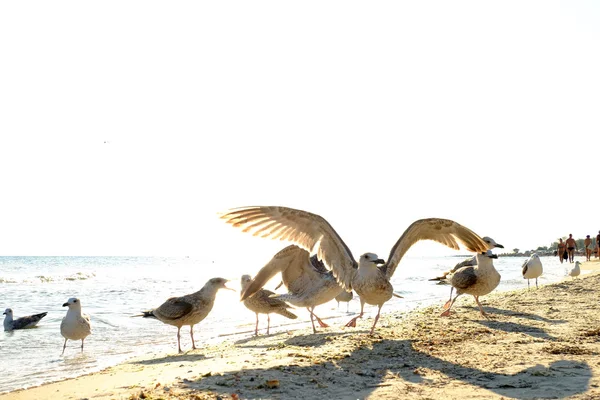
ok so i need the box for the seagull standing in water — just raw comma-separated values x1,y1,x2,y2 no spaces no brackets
140,277,233,353
220,206,488,335
3,308,48,331
439,250,500,318
60,298,92,354
522,253,543,288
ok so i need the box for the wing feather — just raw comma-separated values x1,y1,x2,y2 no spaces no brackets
220,206,357,290
384,218,488,279
241,245,310,300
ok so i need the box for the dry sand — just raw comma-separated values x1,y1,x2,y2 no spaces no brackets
3,264,600,400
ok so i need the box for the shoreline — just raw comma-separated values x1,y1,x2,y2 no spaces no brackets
3,262,600,400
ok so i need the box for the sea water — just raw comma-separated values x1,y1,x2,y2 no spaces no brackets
0,254,586,393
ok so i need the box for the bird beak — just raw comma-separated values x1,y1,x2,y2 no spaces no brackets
488,254,498,259
2,312,5,315
62,302,69,307
375,259,386,265
224,284,236,292
495,244,504,249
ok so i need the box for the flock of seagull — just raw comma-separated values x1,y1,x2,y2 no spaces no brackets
2,205,585,353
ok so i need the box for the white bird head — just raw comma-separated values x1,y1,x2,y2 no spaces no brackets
476,250,498,262
530,253,539,260
3,308,12,317
62,297,82,310
359,253,386,267
240,274,252,289
482,237,504,249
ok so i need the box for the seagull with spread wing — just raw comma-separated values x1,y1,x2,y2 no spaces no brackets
240,245,347,333
220,206,488,335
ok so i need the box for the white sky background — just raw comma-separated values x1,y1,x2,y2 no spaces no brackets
0,1,599,262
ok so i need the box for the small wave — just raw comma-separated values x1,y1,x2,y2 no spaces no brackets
1,272,96,284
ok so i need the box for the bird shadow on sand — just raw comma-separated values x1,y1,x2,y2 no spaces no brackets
461,305,567,324
177,338,592,399
474,319,556,341
234,331,293,347
235,331,364,349
132,352,211,365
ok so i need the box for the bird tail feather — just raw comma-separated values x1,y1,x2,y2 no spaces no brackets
275,308,298,319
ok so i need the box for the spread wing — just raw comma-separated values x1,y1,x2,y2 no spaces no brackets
383,218,488,279
240,245,309,301
155,298,193,321
220,206,357,290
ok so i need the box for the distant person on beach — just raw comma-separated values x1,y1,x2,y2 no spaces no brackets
565,234,577,263
557,238,566,263
584,235,593,261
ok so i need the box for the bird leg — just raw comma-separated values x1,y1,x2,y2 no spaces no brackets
527,279,530,290
474,296,491,319
62,338,68,355
255,313,259,336
81,339,84,352
308,307,317,333
369,305,383,335
177,327,182,353
442,287,454,309
535,278,538,289
440,293,460,317
190,325,196,350
307,307,328,328
267,314,271,335
345,300,365,328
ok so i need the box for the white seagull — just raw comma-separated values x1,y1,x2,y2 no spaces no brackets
220,206,488,335
60,298,92,354
568,261,581,279
3,308,48,331
440,250,500,318
522,253,543,288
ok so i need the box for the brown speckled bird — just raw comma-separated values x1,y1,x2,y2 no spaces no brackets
241,274,297,335
141,277,233,353
220,206,488,335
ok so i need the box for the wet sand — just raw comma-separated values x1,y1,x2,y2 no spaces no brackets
3,264,599,400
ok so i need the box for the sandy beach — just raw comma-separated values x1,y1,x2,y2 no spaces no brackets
3,260,600,400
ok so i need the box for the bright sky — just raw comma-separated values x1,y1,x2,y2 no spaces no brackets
1,1,599,261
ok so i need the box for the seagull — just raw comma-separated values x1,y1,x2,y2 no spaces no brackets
335,290,353,312
522,253,543,288
568,261,581,279
3,308,47,331
60,298,92,354
240,274,298,335
140,277,233,353
439,250,500,318
240,245,346,333
430,236,504,281
220,206,488,335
